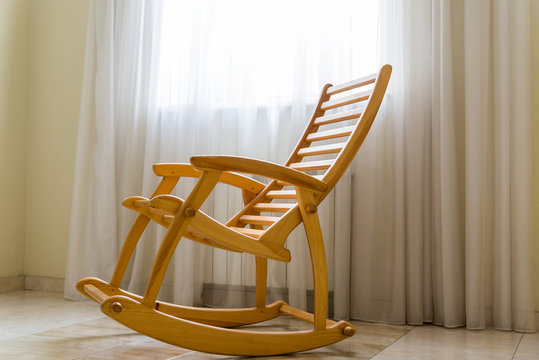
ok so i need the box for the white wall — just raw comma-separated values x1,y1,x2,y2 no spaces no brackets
24,0,89,278
0,0,29,277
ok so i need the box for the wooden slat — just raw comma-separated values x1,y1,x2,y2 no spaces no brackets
252,203,295,212
297,142,345,157
280,304,336,328
289,159,334,171
163,215,174,223
239,215,280,226
228,226,265,238
306,126,355,142
313,107,364,126
320,89,371,110
82,284,108,304
326,72,377,95
191,156,327,192
266,190,297,199
276,174,324,187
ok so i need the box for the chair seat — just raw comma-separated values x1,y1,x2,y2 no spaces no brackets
122,194,290,261
77,65,392,356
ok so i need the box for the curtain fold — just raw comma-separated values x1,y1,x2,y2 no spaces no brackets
350,0,534,331
65,0,535,332
65,0,379,311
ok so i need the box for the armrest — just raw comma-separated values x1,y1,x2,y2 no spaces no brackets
152,163,266,194
190,156,328,193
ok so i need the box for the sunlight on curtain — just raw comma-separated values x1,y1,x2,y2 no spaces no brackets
155,0,378,105
351,0,535,331
65,0,380,318
65,0,535,331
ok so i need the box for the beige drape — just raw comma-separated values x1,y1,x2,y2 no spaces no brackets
65,0,535,332
347,0,535,331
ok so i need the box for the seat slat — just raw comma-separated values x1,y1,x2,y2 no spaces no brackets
276,174,324,187
289,160,333,171
320,89,371,110
313,107,364,126
229,227,265,238
326,73,377,95
297,142,346,157
306,125,355,142
252,203,295,212
239,215,280,226
266,190,297,199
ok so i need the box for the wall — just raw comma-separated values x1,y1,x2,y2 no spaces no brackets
531,0,539,313
0,0,29,277
24,0,89,278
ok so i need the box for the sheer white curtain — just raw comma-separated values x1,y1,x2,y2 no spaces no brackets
64,0,379,314
350,0,535,331
65,0,535,332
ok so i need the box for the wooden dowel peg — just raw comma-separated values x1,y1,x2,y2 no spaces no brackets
111,302,123,314
184,207,196,217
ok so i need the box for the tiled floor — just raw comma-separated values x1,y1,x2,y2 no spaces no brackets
0,291,536,360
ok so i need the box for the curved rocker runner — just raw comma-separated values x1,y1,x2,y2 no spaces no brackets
78,64,392,356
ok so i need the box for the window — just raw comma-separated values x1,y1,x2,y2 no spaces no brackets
155,0,379,107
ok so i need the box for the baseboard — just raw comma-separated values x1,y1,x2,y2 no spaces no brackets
0,276,25,294
24,276,64,293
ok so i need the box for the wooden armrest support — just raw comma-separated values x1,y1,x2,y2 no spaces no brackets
190,156,328,193
152,163,266,194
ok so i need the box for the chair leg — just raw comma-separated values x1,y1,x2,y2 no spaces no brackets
255,256,267,308
143,170,222,306
296,187,328,331
110,176,180,288
110,215,150,288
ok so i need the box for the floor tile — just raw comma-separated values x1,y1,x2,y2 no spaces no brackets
371,325,523,360
73,345,187,360
167,319,412,360
4,290,532,360
513,332,539,360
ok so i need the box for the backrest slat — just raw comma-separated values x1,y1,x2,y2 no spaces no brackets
313,107,364,126
320,89,371,111
326,72,377,95
225,65,392,247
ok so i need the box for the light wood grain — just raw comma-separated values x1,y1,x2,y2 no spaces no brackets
190,210,291,261
101,295,353,356
78,277,284,327
297,187,328,331
228,226,265,238
255,257,268,308
280,304,336,328
153,163,266,194
110,176,179,288
321,89,371,110
297,142,346,157
289,159,334,171
239,214,280,225
143,171,222,306
306,125,355,142
326,72,376,95
313,107,364,126
266,190,297,199
77,65,391,356
252,202,295,212
191,155,327,192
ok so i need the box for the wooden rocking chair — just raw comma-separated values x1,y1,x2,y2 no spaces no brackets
77,64,392,356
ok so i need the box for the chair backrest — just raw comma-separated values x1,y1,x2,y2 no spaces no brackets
285,64,392,200
227,65,392,245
